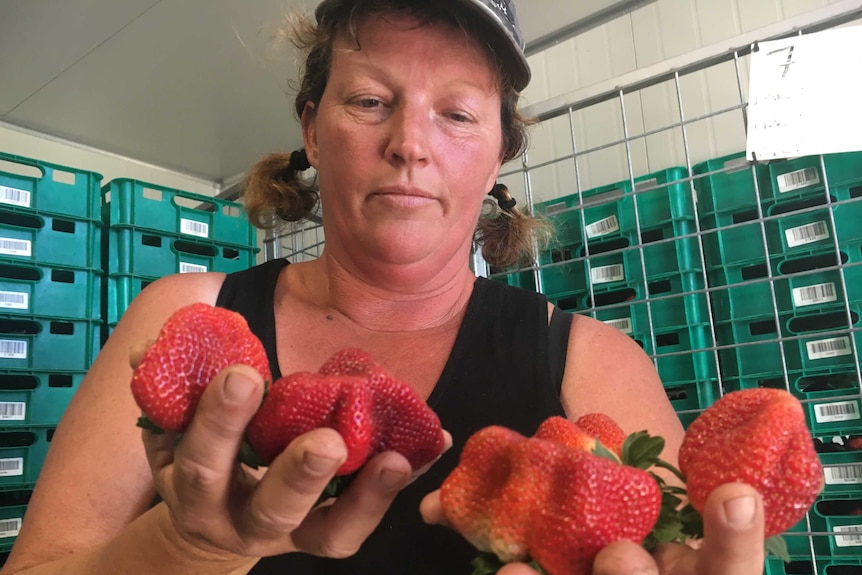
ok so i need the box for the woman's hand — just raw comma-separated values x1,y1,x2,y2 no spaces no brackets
141,364,422,561
421,483,766,575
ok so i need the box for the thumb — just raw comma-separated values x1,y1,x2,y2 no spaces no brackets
696,482,766,575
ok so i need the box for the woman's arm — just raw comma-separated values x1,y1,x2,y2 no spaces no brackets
559,313,685,468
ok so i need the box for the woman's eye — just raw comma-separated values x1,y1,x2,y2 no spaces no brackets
447,112,473,123
357,98,382,108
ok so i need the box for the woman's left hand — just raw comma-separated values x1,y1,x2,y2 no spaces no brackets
420,482,766,575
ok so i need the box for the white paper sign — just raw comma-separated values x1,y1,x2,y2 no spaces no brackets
746,26,862,161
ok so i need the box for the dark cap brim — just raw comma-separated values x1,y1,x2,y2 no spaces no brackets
314,0,531,91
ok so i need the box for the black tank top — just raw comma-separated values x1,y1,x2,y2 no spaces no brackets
216,258,572,574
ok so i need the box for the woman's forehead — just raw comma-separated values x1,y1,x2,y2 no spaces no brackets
330,12,500,83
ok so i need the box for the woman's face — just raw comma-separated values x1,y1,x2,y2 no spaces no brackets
302,12,504,282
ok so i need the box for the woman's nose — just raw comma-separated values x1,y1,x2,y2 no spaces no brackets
384,104,431,166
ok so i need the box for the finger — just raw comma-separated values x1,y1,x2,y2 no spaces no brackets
142,426,178,475
129,338,155,369
241,428,347,545
498,563,543,575
408,429,453,484
419,490,449,527
171,366,265,509
592,540,660,575
292,450,412,558
695,483,765,575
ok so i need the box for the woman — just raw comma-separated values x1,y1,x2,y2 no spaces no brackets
1,1,766,574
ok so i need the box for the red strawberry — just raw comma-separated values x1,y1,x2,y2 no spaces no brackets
130,303,271,432
245,348,445,473
440,425,662,575
575,413,627,457
534,416,598,452
679,388,824,537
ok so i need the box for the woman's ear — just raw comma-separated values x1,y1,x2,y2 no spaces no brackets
301,101,319,167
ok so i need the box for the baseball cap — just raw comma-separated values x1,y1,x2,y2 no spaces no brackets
314,0,531,91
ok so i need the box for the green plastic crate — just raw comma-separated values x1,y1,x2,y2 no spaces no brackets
692,151,772,216
766,555,862,574
663,380,720,413
0,489,30,553
489,269,536,292
104,228,258,277
820,450,862,497
102,179,257,248
0,209,100,270
0,371,84,428
0,317,101,372
810,495,862,557
0,152,102,221
0,427,52,489
766,151,862,204
103,273,159,325
0,262,100,320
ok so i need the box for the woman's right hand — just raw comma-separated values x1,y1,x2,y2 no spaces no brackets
141,365,417,562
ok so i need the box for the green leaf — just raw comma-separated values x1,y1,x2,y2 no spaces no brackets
650,458,688,484
238,440,265,469
591,440,621,463
678,503,705,540
136,416,165,435
472,553,505,575
527,560,550,574
765,535,790,563
621,432,666,470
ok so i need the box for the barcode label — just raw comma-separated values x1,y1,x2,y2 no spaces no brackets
0,458,23,477
179,262,208,274
834,524,862,547
777,167,820,194
0,518,21,539
807,336,852,360
824,464,862,485
0,290,29,310
0,186,31,208
590,264,625,285
814,400,860,423
603,317,633,334
180,218,209,239
793,282,837,307
0,340,27,359
0,238,31,257
586,215,619,239
0,402,26,421
785,221,829,248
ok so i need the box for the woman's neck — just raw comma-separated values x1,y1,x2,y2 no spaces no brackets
290,252,477,335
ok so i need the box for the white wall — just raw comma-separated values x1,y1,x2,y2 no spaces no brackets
500,0,845,207
0,123,218,197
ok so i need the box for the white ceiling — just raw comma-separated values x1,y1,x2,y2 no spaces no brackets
0,0,646,185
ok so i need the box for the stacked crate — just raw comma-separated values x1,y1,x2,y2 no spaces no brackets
693,150,862,567
0,152,104,553
102,179,258,332
532,167,719,422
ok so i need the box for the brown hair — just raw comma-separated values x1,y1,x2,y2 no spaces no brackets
242,0,547,269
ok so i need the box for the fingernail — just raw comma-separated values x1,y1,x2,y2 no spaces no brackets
723,495,756,527
303,451,340,474
224,373,256,405
379,468,410,490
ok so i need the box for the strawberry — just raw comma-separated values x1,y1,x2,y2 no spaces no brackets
130,303,271,432
575,413,627,457
534,415,627,459
245,348,445,473
440,424,662,575
679,388,824,537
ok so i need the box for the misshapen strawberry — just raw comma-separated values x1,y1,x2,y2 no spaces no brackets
535,415,626,458
679,388,824,537
440,425,662,575
131,303,272,432
245,348,445,473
